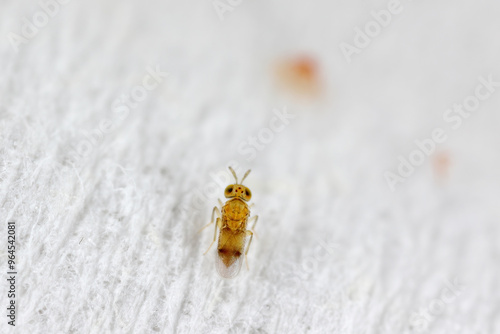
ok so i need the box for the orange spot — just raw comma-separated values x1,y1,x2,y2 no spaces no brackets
274,55,322,98
432,151,451,181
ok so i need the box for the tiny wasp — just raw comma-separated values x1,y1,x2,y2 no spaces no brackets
200,167,258,278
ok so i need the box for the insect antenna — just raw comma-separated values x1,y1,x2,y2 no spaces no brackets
228,166,239,184
240,169,251,184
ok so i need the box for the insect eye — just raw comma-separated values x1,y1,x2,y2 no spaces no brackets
245,190,251,196
226,187,233,193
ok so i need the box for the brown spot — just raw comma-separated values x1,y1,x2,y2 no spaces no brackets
218,248,241,256
218,248,242,267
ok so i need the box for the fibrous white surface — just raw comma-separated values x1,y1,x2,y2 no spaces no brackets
1,0,499,333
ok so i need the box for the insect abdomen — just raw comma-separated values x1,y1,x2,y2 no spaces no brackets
217,229,246,266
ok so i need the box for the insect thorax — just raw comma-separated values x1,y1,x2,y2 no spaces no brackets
222,198,250,227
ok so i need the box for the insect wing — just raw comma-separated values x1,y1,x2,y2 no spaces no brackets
215,250,244,279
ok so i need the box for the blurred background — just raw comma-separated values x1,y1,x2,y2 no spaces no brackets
0,0,499,333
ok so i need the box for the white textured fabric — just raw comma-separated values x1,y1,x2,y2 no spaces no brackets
1,0,499,333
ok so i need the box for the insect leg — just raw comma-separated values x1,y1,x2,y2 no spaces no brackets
198,206,221,234
218,198,224,207
248,215,259,230
204,217,221,255
244,230,254,270
246,215,259,239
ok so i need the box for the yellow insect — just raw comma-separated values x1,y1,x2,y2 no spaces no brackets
201,167,258,278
